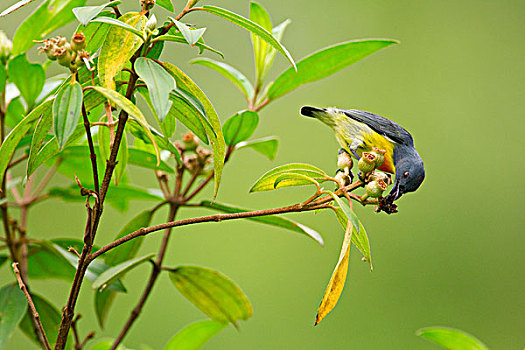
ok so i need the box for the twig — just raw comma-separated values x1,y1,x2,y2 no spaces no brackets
13,263,52,350
7,154,28,169
81,103,99,194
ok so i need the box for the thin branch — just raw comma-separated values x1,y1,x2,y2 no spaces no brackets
81,103,99,194
13,263,52,350
7,154,28,169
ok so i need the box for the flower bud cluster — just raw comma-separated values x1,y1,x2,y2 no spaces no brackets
141,0,155,11
180,132,212,175
0,31,12,64
38,33,94,71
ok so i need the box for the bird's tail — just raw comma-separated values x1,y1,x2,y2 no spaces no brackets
300,106,326,118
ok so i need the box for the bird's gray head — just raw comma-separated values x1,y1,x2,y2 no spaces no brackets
385,146,425,202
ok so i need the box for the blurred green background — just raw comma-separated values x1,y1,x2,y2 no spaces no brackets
1,0,525,349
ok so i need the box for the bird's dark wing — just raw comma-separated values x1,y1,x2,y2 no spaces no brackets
340,109,414,146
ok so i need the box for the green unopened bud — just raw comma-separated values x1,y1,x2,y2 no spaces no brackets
185,0,201,9
182,131,199,150
38,39,57,61
334,171,349,187
56,36,68,47
71,32,86,52
358,152,377,173
369,171,392,185
337,149,353,171
365,179,388,198
0,31,12,63
146,14,157,31
141,0,155,11
53,46,72,67
372,147,386,167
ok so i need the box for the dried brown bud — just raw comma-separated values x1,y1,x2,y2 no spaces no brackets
71,32,86,52
141,0,155,11
358,152,377,173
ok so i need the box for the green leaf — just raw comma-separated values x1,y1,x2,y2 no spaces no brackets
0,99,53,186
76,11,115,53
156,0,174,12
416,327,489,350
163,63,225,198
250,163,327,192
87,85,160,162
98,12,146,90
222,111,258,146
105,210,154,266
170,19,206,46
12,0,87,55
249,1,272,88
73,1,120,26
4,97,25,128
333,208,372,270
7,54,45,109
0,284,27,350
92,254,155,291
315,221,352,326
94,289,116,329
0,65,6,93
260,19,291,85
0,256,7,268
167,89,209,144
268,39,398,101
154,34,223,58
164,320,227,350
169,266,253,326
0,0,36,17
200,6,296,70
190,58,254,101
28,110,53,177
135,57,176,121
235,137,278,160
326,191,359,233
273,172,320,190
200,200,323,245
53,81,83,149
114,131,128,185
129,148,174,173
91,15,144,39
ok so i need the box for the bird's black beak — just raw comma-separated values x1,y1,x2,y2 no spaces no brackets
300,106,325,118
385,183,402,203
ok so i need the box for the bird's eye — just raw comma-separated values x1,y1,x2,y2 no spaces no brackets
403,171,410,178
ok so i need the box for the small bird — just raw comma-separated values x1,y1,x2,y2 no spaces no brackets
300,106,425,204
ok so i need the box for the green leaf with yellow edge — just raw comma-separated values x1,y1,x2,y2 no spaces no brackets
222,111,258,146
162,62,225,198
0,284,27,350
273,172,321,190
416,327,489,350
315,222,352,326
333,208,372,270
199,6,296,71
53,81,83,149
0,99,53,186
135,57,176,121
7,54,45,109
190,58,254,101
91,16,144,40
200,200,324,245
12,0,86,55
98,12,146,90
87,85,160,163
92,254,155,291
235,137,278,160
164,320,227,350
250,163,327,192
169,266,253,326
19,293,73,349
268,39,398,101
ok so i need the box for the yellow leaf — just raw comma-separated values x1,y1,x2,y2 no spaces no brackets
98,12,145,90
315,222,352,325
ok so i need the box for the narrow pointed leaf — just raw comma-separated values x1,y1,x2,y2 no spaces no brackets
222,111,258,146
91,16,144,39
94,289,116,329
168,89,210,144
114,131,128,185
75,11,115,53
92,254,155,290
0,99,53,185
250,163,327,192
87,85,160,162
170,19,206,46
19,294,73,349
164,320,227,350
163,62,225,197
73,1,121,26
326,191,359,232
200,200,323,245
126,118,181,164
0,284,27,349
12,0,86,55
235,137,278,160
0,65,6,93
273,172,320,189
416,327,489,350
249,1,272,87
156,0,174,12
260,19,291,83
135,57,176,121
53,81,83,149
0,0,35,17
154,34,223,58
7,54,45,109
315,222,352,325
27,111,53,177
98,12,146,90
200,5,296,70
334,208,372,270
268,39,398,100
169,266,252,326
190,58,254,101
